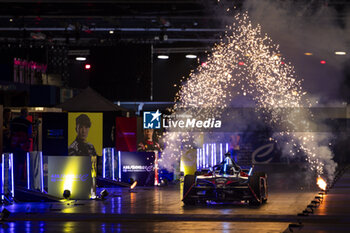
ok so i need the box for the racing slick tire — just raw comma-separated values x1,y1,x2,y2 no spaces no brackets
183,175,196,205
249,172,267,206
258,172,268,204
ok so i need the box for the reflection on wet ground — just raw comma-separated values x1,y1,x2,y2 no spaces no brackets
287,169,350,233
4,185,316,216
0,164,322,232
0,185,317,233
0,221,289,233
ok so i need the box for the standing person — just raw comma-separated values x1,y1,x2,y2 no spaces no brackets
2,108,12,153
68,114,97,156
10,108,32,185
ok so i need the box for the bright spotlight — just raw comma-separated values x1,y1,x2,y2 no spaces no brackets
157,55,169,60
63,190,71,199
0,208,10,221
185,54,197,59
109,30,114,34
100,189,109,200
85,64,91,70
76,57,86,61
335,51,346,55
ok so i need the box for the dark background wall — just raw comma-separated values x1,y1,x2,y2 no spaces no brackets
89,45,152,101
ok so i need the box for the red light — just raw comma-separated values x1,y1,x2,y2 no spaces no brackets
239,171,249,177
85,64,91,70
238,61,244,65
281,61,285,65
201,62,207,67
320,60,326,64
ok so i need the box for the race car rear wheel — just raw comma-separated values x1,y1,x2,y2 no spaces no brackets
249,172,267,206
255,172,268,203
183,175,196,205
258,172,268,203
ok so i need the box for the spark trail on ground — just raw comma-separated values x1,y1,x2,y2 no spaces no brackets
160,12,336,180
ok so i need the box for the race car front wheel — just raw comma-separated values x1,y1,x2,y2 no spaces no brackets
183,175,196,205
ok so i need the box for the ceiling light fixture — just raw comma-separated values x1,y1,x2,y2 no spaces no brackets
185,54,197,59
76,57,86,61
157,55,169,60
335,51,346,55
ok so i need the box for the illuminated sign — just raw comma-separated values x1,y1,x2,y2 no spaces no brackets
143,110,161,129
122,165,153,173
120,152,155,186
48,156,92,199
50,174,89,182
163,118,221,129
47,129,64,138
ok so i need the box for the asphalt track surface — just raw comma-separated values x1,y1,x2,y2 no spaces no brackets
1,164,321,233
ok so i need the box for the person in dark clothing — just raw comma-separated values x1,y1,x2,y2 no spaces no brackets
10,108,32,151
10,108,32,186
68,114,97,156
3,108,12,153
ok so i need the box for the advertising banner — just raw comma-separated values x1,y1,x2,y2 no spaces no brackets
48,156,92,199
68,112,103,156
120,151,155,186
115,117,137,152
42,112,68,156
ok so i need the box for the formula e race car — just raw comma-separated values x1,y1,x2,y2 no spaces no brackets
182,153,268,206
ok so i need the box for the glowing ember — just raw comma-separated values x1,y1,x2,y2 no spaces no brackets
317,176,327,190
130,181,138,190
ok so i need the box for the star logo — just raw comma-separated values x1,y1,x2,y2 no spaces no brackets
150,110,161,123
143,110,161,129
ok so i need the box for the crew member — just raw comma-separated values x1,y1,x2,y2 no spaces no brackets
10,108,32,185
3,108,12,152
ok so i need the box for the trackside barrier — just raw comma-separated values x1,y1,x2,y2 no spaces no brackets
26,151,44,192
102,148,120,181
1,153,14,203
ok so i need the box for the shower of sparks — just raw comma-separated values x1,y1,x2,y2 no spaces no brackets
160,12,335,178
